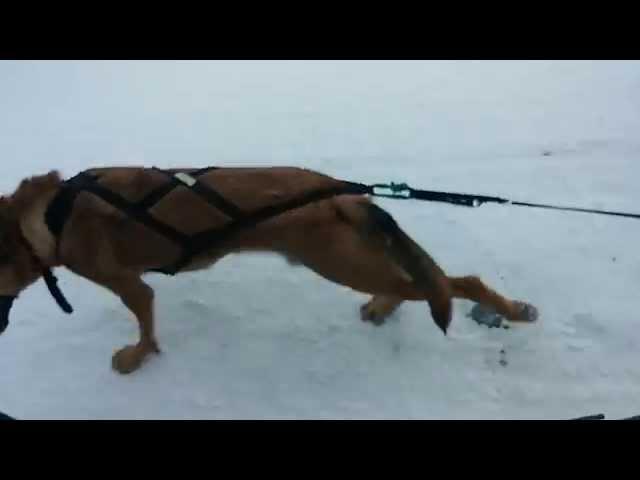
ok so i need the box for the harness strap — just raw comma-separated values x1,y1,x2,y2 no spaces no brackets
45,175,83,239
45,168,369,278
76,176,191,246
42,269,74,314
154,179,369,275
17,228,73,315
151,167,244,220
145,167,245,274
162,181,369,275
191,182,370,252
137,167,220,210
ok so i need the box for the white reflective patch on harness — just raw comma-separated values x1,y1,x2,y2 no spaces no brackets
174,172,197,187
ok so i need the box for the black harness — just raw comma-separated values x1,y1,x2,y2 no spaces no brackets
45,167,372,278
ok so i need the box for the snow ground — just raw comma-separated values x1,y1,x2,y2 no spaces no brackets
1,60,639,419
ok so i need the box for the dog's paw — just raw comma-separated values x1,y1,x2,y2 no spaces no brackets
469,303,504,328
112,345,147,374
470,301,539,328
360,302,386,326
360,296,402,326
511,301,539,323
149,340,161,354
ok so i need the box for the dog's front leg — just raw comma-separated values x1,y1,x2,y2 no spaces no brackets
97,274,160,374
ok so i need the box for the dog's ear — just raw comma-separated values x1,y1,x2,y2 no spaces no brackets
43,170,62,185
11,170,62,214
17,170,62,192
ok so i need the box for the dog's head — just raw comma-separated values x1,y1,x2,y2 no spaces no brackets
0,195,44,334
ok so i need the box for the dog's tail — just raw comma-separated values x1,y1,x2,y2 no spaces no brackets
336,196,453,334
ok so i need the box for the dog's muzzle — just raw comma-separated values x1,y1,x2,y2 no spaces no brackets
0,296,15,334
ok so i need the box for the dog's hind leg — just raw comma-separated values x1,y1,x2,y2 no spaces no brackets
289,198,453,333
342,199,454,333
352,202,537,327
450,276,538,323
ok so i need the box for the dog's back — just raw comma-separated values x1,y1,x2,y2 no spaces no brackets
60,166,355,272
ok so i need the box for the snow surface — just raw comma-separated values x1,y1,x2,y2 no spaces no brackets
1,60,640,419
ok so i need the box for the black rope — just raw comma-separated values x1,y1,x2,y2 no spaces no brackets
510,201,640,220
369,182,640,220
571,414,606,420
0,410,636,420
571,413,640,420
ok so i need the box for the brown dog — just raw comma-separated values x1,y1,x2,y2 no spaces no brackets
0,166,537,374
